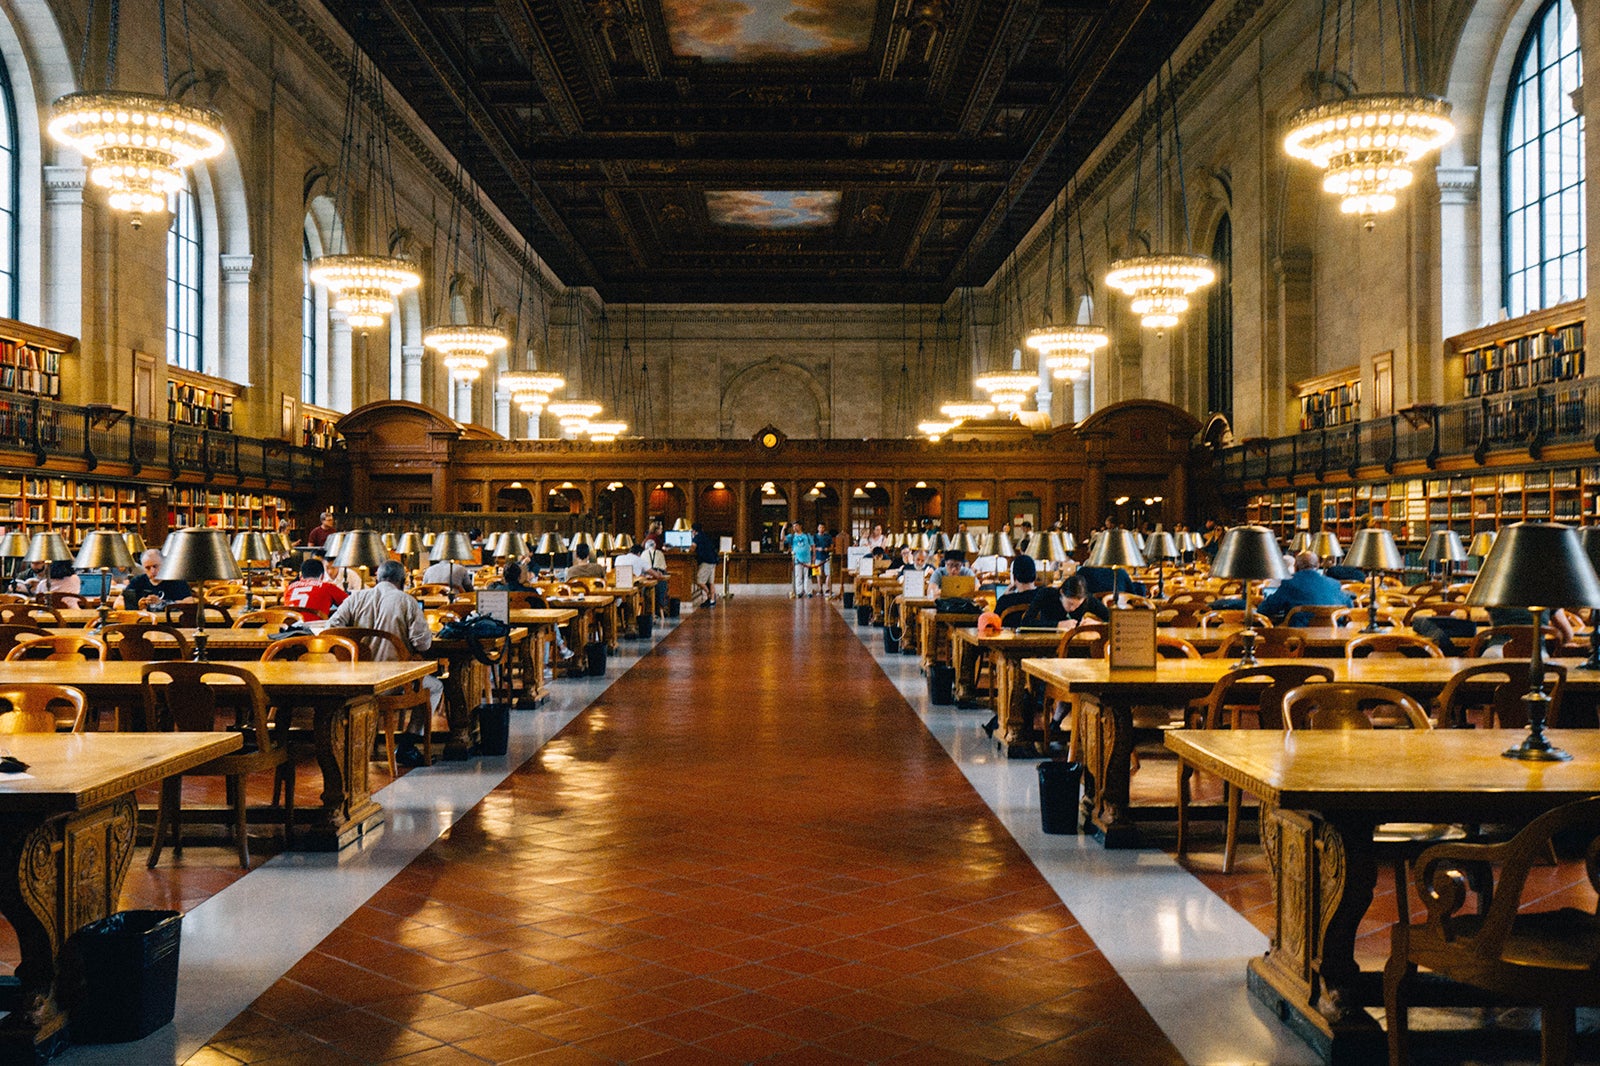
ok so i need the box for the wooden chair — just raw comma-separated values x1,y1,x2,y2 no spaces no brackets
5,634,108,662
0,684,87,733
1155,602,1209,628
1345,634,1444,662
0,606,59,626
83,609,149,628
140,662,293,869
1436,661,1568,729
997,604,1029,629
0,623,52,659
1385,796,1600,1066
1406,581,1445,598
323,626,435,776
101,623,192,662
258,634,359,663
42,592,81,610
1054,624,1108,659
0,593,29,606
1163,592,1210,608
164,603,233,628
1281,682,1433,731
1467,625,1563,659
1214,580,1244,596
1176,664,1336,872
1214,629,1305,659
1281,604,1354,628
1156,635,1201,659
1401,601,1474,626
411,583,454,599
233,608,306,630
1198,610,1259,628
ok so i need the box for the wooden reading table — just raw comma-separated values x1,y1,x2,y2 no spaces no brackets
0,732,242,1060
950,629,1064,746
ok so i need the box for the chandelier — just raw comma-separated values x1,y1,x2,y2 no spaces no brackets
917,419,957,440
501,370,565,414
1284,95,1454,225
549,400,602,430
309,255,420,329
1105,255,1217,330
1027,325,1108,378
974,371,1038,414
940,400,995,420
585,421,628,443
423,325,508,383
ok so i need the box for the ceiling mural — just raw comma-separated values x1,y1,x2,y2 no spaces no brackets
319,0,1219,303
705,190,841,229
661,0,875,61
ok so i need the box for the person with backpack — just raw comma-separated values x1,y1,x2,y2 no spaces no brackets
784,522,815,598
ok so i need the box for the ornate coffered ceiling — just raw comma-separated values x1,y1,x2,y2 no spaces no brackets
318,0,1216,303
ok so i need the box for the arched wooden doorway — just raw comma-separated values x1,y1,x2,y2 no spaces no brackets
596,483,636,534
648,483,686,529
494,484,534,512
752,482,789,551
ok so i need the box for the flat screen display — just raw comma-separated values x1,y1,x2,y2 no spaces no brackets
664,530,694,548
956,499,990,521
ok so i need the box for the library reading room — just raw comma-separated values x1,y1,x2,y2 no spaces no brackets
0,0,1595,1063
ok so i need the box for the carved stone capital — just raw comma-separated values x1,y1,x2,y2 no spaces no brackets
43,166,86,204
220,254,255,280
1435,165,1479,206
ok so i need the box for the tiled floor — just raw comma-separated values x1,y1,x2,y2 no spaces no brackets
182,595,1183,1065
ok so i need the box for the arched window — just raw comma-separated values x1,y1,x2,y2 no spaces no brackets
166,181,202,372
0,49,18,319
1502,0,1584,317
302,231,317,403
1206,215,1233,423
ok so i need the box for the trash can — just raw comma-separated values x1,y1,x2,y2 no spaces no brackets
636,610,653,639
585,639,608,676
882,624,900,654
68,910,182,1044
667,598,681,618
855,604,873,626
927,663,955,705
842,591,854,610
475,704,511,757
1038,761,1083,834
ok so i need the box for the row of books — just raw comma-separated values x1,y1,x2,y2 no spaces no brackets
0,400,60,447
0,342,62,398
1462,323,1585,397
167,381,235,431
1299,381,1361,430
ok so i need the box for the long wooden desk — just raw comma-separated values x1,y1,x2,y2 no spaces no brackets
917,607,980,672
3,660,434,851
951,629,1064,745
1165,728,1600,1064
1021,656,1600,848
0,732,242,1060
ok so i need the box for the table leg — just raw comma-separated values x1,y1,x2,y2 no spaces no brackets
996,656,1042,757
0,795,137,1061
299,696,385,849
951,640,971,702
1076,694,1140,847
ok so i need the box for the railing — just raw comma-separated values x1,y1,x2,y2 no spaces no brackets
0,395,330,484
340,512,576,536
1214,378,1600,488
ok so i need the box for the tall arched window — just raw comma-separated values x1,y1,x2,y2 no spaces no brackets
0,49,18,320
1503,0,1585,317
166,181,202,372
1206,215,1233,423
302,231,318,403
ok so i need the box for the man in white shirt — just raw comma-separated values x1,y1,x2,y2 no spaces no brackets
421,557,473,592
636,537,670,617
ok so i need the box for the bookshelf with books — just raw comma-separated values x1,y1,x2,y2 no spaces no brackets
1455,299,1585,400
1295,367,1361,431
300,404,342,450
166,366,242,432
166,487,285,532
0,474,147,540
0,318,72,453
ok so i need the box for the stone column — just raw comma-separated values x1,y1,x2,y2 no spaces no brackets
219,255,253,385
1435,166,1480,347
42,166,85,338
735,481,749,551
330,317,353,413
401,345,424,403
788,481,800,528
494,387,511,439
455,379,474,425
1273,250,1315,436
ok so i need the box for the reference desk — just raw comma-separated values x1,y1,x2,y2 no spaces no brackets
1021,656,1600,848
0,732,241,1060
1165,728,1600,1064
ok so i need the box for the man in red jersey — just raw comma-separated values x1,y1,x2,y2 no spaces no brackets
283,557,348,620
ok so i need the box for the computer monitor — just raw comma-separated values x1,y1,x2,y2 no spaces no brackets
664,530,693,549
956,499,990,521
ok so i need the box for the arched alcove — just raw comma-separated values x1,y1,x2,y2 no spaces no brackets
719,359,829,439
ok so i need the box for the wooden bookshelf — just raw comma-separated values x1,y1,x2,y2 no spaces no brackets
1456,300,1585,400
1295,367,1361,431
166,486,286,532
0,474,147,539
0,318,73,453
166,366,240,432
300,403,342,449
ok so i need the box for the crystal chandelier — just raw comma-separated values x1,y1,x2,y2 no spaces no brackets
310,255,421,329
549,400,602,430
1027,325,1108,378
501,370,565,414
423,325,508,383
940,400,995,420
917,419,957,440
585,420,628,443
1284,95,1454,224
974,371,1038,414
1105,255,1216,330
49,0,226,225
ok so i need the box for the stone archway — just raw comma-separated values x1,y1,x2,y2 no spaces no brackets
719,358,830,439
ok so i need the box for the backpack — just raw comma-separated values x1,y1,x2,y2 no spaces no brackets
437,612,513,664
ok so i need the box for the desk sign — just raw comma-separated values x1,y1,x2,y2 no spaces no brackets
719,536,734,554
902,570,925,598
477,590,509,623
858,557,875,578
614,563,634,589
1108,608,1158,669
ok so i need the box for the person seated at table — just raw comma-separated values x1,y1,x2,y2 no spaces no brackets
489,562,575,660
283,557,348,621
34,560,80,607
420,553,473,593
1256,551,1353,625
564,542,607,581
1210,553,1293,612
892,546,916,573
995,555,1040,617
1020,574,1111,629
929,550,975,593
1077,564,1146,599
327,560,442,767
122,549,195,610
10,558,46,595
636,537,671,618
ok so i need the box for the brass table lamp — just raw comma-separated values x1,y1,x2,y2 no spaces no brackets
1210,526,1288,666
1143,531,1179,599
0,531,30,584
74,530,134,628
334,529,390,587
1344,528,1404,633
1421,529,1467,583
159,528,241,661
1085,529,1146,609
231,531,272,608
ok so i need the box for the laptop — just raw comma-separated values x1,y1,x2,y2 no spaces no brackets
937,575,977,600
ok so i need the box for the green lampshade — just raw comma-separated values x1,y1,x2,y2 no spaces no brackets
1344,527,1404,572
1210,525,1285,581
1468,522,1600,609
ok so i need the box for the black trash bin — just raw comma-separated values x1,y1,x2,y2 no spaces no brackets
475,703,511,757
842,591,854,610
667,598,681,618
855,604,873,626
927,663,955,705
68,910,182,1044
636,610,653,639
585,639,608,676
882,624,900,654
1038,761,1083,834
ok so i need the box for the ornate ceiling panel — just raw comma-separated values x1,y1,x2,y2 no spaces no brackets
319,0,1217,303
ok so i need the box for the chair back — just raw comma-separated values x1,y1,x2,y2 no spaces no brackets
997,604,1029,629
1192,664,1337,730
140,661,275,745
5,634,108,662
1402,602,1474,626
1345,633,1444,662
165,603,233,628
233,608,306,630
0,623,52,658
43,592,81,610
1156,603,1209,627
1281,682,1432,730
86,610,148,628
1156,635,1201,659
0,605,59,626
412,583,453,598
1216,629,1305,659
505,591,550,610
1163,592,1209,607
1466,625,1562,658
1214,580,1244,596
101,623,191,662
1198,609,1257,629
322,626,411,662
0,684,87,732
0,593,29,606
259,634,360,663
1435,661,1568,729
1282,605,1354,628
1054,624,1108,659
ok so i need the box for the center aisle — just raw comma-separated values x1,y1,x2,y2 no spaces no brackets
198,595,1183,1065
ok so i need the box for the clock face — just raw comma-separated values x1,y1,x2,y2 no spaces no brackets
761,432,779,448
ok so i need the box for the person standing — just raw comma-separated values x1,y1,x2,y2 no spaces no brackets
814,523,834,597
692,522,720,607
306,511,335,549
784,522,815,598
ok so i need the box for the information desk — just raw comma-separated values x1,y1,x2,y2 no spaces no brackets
1021,656,1600,848
1164,728,1600,1064
0,732,242,1060
0,660,434,852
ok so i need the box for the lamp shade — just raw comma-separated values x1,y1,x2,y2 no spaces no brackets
1210,525,1287,581
1289,532,1312,553
1144,532,1180,561
1310,531,1344,560
1468,531,1498,557
484,532,507,558
429,531,477,564
1181,531,1204,552
1086,529,1147,568
1420,529,1467,565
672,518,691,531
1026,533,1060,563
162,531,179,554
23,531,73,564
395,532,423,557
123,531,147,557
991,532,1015,558
593,532,615,553
1467,522,1600,609
1579,527,1600,577
381,532,397,550
334,529,391,573
157,528,241,583
74,530,134,571
1344,527,1405,571
321,530,347,560
1058,531,1077,554
0,532,30,558
422,532,436,547
568,531,593,552
499,531,530,559
614,533,634,550
533,532,566,554
231,531,272,566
